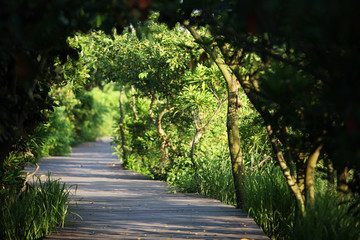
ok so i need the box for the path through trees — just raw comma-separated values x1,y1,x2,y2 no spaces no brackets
27,138,268,239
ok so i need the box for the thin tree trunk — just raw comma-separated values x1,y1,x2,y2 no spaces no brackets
149,94,171,164
226,74,244,207
18,163,39,197
190,96,227,191
216,42,308,214
119,85,128,166
338,166,349,194
130,85,138,120
297,160,306,202
305,144,323,205
266,125,306,215
230,64,306,214
190,129,201,189
184,21,245,207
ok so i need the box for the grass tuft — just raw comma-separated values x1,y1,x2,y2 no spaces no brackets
0,174,72,240
241,165,295,239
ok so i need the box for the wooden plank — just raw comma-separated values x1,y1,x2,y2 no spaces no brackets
27,137,268,240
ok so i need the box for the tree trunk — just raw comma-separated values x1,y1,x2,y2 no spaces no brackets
130,85,139,121
190,129,202,190
297,160,306,202
226,74,244,207
266,125,306,215
338,166,349,194
190,96,227,192
119,85,128,166
305,144,323,205
183,21,245,208
149,94,171,164
216,42,307,214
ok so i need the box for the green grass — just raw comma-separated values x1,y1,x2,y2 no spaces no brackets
241,165,360,240
241,165,296,239
0,174,72,240
166,153,236,206
196,155,236,205
292,192,360,240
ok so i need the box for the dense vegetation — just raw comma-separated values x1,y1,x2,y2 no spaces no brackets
1,1,359,239
0,60,120,239
1,174,71,239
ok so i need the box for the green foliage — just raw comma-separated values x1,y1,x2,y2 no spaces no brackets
27,9,358,238
0,175,71,240
72,91,101,144
242,165,296,240
0,3,355,239
40,106,74,156
35,82,119,157
91,85,120,137
195,155,236,205
242,165,360,240
0,0,146,171
156,0,360,197
0,154,30,198
292,193,360,240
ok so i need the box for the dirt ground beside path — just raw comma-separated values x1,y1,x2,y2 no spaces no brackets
28,137,268,240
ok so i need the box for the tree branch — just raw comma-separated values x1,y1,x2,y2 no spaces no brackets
18,163,39,197
200,96,228,132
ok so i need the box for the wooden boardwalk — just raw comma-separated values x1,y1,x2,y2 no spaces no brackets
29,138,268,240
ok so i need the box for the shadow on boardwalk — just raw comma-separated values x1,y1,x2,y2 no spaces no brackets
29,137,268,240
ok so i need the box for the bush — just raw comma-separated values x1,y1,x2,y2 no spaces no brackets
91,85,120,137
169,153,237,205
35,83,119,157
40,106,74,157
73,84,119,144
0,175,71,240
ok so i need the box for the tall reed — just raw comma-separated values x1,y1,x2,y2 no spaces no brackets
241,165,296,239
292,191,360,240
0,175,71,240
242,164,360,240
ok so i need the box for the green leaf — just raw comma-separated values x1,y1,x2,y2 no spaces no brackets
138,71,148,79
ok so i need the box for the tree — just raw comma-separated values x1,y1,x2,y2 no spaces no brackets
68,19,193,175
182,22,246,207
172,64,228,191
113,22,191,166
154,0,360,213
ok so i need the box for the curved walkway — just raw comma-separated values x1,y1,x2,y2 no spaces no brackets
30,137,268,240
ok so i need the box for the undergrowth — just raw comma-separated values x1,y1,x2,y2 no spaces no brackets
241,165,296,239
292,192,360,240
0,174,72,240
242,165,360,240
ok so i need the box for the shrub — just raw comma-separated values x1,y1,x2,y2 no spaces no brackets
35,83,119,157
0,175,71,240
40,106,74,156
